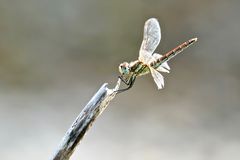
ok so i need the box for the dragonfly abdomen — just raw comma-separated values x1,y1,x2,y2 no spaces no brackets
150,38,197,68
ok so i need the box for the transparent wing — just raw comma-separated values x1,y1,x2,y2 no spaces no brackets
149,67,164,89
139,18,161,63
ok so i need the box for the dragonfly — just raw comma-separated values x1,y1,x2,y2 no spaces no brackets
117,18,197,93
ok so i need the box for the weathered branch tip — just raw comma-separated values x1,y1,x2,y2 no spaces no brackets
51,79,121,160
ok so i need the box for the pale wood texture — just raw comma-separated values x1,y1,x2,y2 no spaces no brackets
51,80,121,160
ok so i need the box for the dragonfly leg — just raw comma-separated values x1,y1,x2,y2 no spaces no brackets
116,75,136,94
118,75,130,85
117,66,147,94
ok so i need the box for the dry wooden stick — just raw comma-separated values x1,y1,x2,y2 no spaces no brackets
51,79,121,160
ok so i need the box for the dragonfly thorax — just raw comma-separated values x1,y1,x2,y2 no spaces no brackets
119,60,149,77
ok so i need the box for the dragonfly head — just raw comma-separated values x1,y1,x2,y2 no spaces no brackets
119,62,130,75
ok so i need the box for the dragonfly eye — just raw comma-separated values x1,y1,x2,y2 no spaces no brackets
119,62,130,75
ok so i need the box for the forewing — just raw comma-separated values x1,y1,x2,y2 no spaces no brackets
139,18,161,58
149,67,164,89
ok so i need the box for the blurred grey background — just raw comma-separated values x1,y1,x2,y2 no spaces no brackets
0,0,240,160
